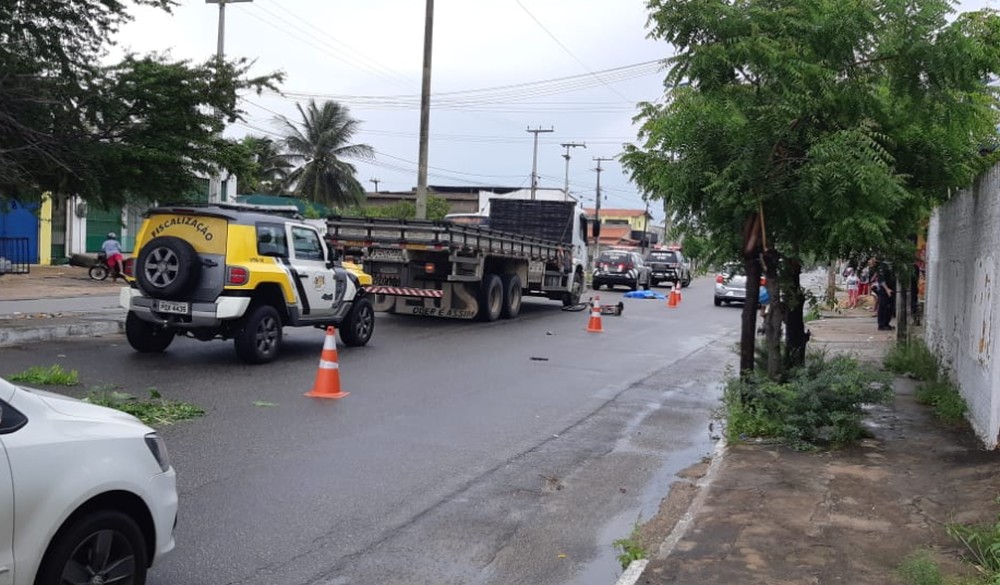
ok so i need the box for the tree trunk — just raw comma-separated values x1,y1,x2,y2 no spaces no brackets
784,258,807,369
825,261,837,307
741,255,762,378
763,248,781,380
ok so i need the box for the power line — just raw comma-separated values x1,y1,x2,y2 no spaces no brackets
515,0,635,105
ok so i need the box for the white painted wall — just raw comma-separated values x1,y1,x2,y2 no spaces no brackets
925,163,1000,449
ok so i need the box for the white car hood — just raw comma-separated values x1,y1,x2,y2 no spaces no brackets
19,386,148,428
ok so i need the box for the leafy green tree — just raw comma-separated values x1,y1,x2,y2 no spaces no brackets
623,0,1000,378
277,99,374,208
342,195,450,221
238,136,293,195
0,1,281,206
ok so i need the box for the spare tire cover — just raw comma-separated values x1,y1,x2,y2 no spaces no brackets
136,236,200,300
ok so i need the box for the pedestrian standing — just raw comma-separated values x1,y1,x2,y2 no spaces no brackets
875,261,895,331
845,268,859,308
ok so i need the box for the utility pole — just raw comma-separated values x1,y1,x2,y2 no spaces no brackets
642,198,650,254
369,178,381,193
415,0,434,219
560,142,586,201
527,126,554,200
593,156,614,260
205,0,251,204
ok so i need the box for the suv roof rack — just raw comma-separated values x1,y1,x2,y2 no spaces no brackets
161,202,305,219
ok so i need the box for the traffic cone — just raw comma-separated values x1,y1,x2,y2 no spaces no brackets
667,283,679,308
587,295,604,333
305,326,350,399
676,281,682,304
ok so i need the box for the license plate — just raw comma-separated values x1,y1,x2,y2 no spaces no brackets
156,300,190,315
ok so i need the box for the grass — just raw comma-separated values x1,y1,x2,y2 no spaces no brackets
612,519,648,570
900,501,1000,585
883,340,968,425
8,364,79,386
884,341,940,382
85,387,204,426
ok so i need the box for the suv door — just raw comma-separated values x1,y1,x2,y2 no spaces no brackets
287,225,337,319
0,402,18,585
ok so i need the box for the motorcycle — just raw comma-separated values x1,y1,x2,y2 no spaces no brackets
88,252,123,281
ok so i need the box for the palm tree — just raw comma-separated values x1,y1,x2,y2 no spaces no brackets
240,136,293,195
276,99,374,207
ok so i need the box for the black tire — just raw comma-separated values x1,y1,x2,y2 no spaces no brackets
500,274,523,319
126,311,175,353
714,297,722,307
135,236,199,300
89,264,109,281
34,509,148,585
234,304,283,364
340,297,375,346
477,273,503,322
682,274,691,288
562,271,584,307
630,276,638,291
642,273,651,291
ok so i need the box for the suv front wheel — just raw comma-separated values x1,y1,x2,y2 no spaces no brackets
235,304,283,364
340,298,375,347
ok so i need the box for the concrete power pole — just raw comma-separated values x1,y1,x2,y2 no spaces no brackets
527,127,554,200
205,0,251,204
593,156,614,260
369,178,381,193
415,0,434,219
560,142,586,201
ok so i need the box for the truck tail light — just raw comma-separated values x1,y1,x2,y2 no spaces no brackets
123,257,135,278
227,266,249,285
424,263,436,274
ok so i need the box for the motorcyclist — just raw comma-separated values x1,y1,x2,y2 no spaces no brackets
101,232,124,279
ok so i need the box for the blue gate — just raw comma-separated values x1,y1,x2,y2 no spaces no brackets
0,200,40,264
0,237,30,274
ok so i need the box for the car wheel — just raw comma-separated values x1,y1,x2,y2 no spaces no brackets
235,304,283,364
135,236,199,300
501,273,523,318
125,311,175,353
477,273,503,322
714,297,722,307
642,273,651,290
35,509,148,585
563,271,584,307
340,297,375,346
682,274,691,288
88,264,109,281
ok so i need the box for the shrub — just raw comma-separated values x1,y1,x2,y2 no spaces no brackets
723,353,893,449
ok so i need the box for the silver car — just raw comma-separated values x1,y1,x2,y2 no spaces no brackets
714,263,747,306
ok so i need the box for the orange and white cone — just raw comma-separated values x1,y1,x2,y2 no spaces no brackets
676,281,682,304
587,295,604,333
667,282,679,308
305,326,350,399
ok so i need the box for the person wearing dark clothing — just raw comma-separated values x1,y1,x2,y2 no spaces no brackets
874,261,895,330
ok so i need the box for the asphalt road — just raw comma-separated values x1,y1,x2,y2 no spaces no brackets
0,278,741,585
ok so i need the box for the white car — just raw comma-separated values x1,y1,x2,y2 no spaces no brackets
0,376,177,585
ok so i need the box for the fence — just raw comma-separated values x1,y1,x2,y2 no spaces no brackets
0,237,30,275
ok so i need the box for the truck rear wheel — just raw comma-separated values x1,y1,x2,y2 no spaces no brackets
477,273,503,322
234,304,283,364
500,274,522,319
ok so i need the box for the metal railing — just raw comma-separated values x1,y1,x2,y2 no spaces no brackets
0,237,30,275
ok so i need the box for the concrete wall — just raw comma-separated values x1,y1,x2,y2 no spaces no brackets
925,164,1000,449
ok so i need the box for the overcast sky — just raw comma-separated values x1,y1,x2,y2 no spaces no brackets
112,0,998,222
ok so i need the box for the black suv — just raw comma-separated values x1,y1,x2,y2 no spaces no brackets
592,249,651,291
645,249,692,288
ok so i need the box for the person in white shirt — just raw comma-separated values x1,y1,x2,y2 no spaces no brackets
101,232,124,278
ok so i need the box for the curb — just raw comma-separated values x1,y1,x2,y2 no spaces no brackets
0,319,124,348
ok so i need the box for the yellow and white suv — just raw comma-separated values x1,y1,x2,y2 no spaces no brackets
120,203,374,364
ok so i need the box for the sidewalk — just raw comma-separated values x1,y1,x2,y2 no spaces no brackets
0,265,125,347
633,304,1000,585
